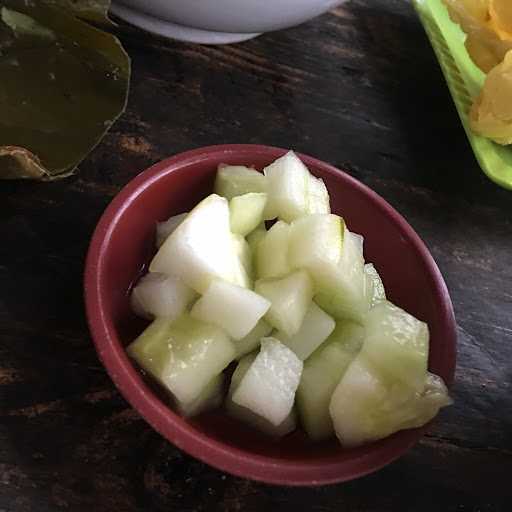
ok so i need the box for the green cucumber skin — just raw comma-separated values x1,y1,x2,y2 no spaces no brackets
127,314,235,404
297,322,364,441
361,300,429,392
214,165,267,200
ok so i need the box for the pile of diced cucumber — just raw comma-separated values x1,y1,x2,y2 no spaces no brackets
127,151,452,447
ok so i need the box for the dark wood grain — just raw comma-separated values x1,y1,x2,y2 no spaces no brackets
1,0,511,510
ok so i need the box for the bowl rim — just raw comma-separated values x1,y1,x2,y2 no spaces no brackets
84,144,457,486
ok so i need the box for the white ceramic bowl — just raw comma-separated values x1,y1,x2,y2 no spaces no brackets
111,0,346,44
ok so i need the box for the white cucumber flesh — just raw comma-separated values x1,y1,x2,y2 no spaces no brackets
156,212,188,248
288,214,343,284
234,319,273,360
131,272,196,320
263,151,310,222
276,302,335,361
246,223,267,253
232,337,303,426
175,373,224,417
307,175,330,214
232,234,252,275
226,353,297,437
256,220,292,279
190,280,270,340
314,228,369,324
230,192,267,236
150,194,241,293
255,270,313,337
364,263,386,307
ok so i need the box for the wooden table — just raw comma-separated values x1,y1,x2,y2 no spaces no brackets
1,1,511,509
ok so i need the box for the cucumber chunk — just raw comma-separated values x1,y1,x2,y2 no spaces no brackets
255,270,314,337
329,357,451,447
263,151,310,222
214,164,266,200
246,223,267,253
131,272,196,320
150,194,242,293
276,302,335,360
190,280,271,340
360,300,429,391
234,319,273,360
156,212,188,248
229,193,267,236
127,315,235,404
308,175,330,214
232,234,252,274
175,373,224,418
226,353,297,437
263,151,331,221
288,214,343,285
314,227,369,324
297,321,364,440
364,263,386,307
256,220,292,279
232,337,303,426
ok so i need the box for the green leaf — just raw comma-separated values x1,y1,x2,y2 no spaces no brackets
44,0,112,25
0,1,130,180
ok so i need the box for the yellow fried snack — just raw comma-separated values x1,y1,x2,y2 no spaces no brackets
443,0,512,72
456,0,490,22
489,0,512,40
470,50,512,144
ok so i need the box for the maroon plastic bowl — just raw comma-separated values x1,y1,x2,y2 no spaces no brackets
84,144,456,486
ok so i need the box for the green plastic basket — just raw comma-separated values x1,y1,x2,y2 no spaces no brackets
413,0,512,190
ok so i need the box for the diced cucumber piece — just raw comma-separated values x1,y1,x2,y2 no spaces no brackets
402,372,452,429
263,151,310,222
150,194,242,293
156,212,188,248
256,221,292,279
214,164,267,200
330,357,393,447
364,263,386,307
231,253,252,290
288,214,343,285
175,373,224,418
232,234,252,282
232,337,303,426
229,193,267,236
191,280,271,340
351,232,364,254
329,357,451,447
246,223,267,253
327,321,366,354
263,151,332,221
360,300,429,392
297,322,364,440
226,353,297,437
314,229,369,324
131,273,196,320
127,315,235,404
255,270,313,337
276,302,335,360
308,175,330,214
234,319,273,359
